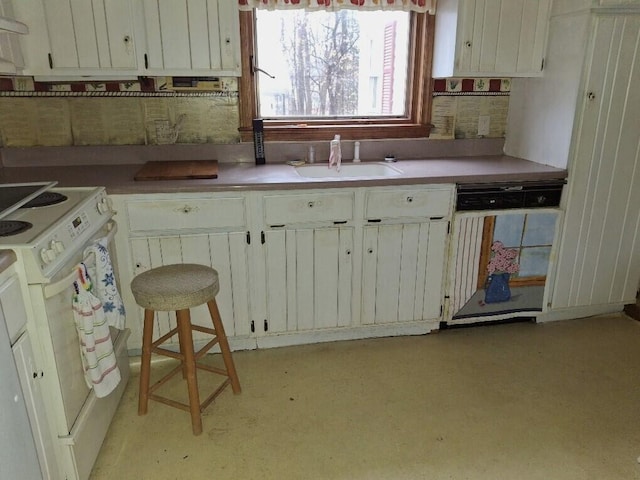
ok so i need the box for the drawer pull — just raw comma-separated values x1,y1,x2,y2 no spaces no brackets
181,205,192,214
406,196,413,203
308,201,315,208
368,248,374,254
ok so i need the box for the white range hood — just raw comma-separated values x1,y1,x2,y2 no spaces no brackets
0,15,28,34
0,0,28,74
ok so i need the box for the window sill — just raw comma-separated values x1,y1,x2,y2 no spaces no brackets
239,123,432,142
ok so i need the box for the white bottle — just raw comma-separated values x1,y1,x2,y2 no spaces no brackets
353,141,361,162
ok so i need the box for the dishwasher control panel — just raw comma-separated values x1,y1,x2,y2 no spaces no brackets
456,180,565,211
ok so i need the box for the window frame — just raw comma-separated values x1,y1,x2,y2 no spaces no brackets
238,10,435,142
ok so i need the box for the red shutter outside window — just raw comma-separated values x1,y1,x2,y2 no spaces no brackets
381,21,396,115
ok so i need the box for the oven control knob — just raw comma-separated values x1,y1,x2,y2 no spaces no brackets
51,240,65,253
97,198,111,215
40,248,56,264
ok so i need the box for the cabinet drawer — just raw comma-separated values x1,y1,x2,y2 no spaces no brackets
365,188,452,219
264,192,354,225
127,197,246,232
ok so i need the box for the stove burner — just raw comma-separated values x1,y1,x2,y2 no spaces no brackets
21,191,68,208
0,220,32,237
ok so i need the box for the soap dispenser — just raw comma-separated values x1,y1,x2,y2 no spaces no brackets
328,135,342,171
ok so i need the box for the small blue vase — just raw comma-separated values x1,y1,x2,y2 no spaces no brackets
485,272,511,303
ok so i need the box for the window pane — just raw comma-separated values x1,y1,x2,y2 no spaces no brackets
255,9,410,119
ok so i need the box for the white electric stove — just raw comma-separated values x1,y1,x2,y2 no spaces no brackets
0,183,112,284
0,182,130,480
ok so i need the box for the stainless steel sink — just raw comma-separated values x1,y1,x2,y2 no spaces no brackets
295,162,403,178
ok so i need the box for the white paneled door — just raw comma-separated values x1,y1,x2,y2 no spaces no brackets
553,14,640,309
361,221,448,325
130,232,251,343
264,227,354,334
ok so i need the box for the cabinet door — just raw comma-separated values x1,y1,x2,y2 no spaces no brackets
361,221,448,324
553,15,640,309
130,232,251,345
0,325,43,480
43,0,136,70
141,0,241,75
264,227,354,334
13,333,57,480
435,0,550,77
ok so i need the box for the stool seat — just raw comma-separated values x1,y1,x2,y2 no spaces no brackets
132,263,240,435
131,263,219,311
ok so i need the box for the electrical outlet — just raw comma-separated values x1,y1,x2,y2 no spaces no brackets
478,115,490,137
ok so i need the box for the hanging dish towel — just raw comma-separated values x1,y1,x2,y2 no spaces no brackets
84,236,125,330
72,264,121,398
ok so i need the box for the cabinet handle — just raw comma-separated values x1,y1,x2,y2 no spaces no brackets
250,321,255,333
587,92,596,101
48,53,53,69
346,249,351,255
181,205,192,213
144,53,148,69
406,196,413,203
465,41,472,48
308,201,315,208
368,248,374,254
264,319,268,332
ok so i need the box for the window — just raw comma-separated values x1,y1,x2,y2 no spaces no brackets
238,10,434,141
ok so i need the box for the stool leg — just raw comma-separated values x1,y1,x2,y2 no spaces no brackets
138,308,155,416
207,299,241,394
176,315,188,379
176,309,203,436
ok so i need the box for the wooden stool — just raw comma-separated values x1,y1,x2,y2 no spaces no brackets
131,263,241,435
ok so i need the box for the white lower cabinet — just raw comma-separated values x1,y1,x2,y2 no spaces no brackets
112,193,254,352
362,221,448,325
113,184,454,352
129,232,252,341
264,226,354,334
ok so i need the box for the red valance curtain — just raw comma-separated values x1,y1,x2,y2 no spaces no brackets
238,0,436,14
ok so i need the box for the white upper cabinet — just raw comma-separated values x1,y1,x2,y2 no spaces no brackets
140,0,241,76
13,0,137,77
432,0,551,77
12,0,241,77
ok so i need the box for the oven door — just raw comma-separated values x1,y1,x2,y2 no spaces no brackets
37,221,126,433
446,209,562,326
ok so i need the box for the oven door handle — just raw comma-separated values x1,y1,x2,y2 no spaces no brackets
43,221,118,299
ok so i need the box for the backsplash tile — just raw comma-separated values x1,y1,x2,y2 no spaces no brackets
430,77,510,140
0,75,510,147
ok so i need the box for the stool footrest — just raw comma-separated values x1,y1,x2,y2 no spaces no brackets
152,327,179,348
153,346,183,361
148,376,232,413
200,378,231,411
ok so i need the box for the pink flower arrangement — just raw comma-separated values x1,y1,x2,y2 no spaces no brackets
487,241,520,275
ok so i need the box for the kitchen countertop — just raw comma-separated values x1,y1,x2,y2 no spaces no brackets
0,155,567,194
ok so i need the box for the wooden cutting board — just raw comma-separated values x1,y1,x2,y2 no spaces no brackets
134,160,218,181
